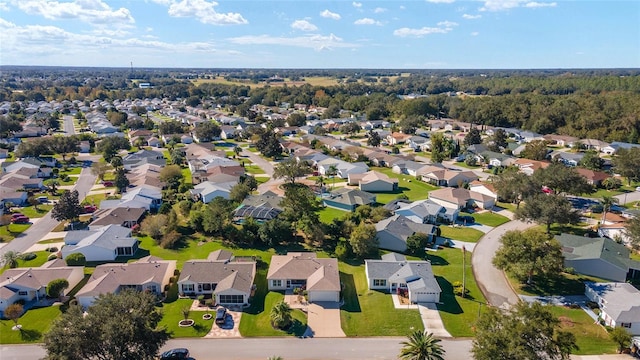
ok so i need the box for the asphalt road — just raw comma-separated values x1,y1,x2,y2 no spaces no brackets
0,163,97,257
615,190,640,205
0,337,474,360
471,219,535,309
62,115,76,135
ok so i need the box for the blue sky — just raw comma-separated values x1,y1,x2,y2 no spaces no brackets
0,0,638,69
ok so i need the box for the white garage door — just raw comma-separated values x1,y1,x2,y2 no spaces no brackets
413,292,439,303
309,291,339,302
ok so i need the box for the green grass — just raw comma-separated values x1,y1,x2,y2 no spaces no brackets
339,261,424,336
17,251,51,268
585,188,625,199
0,305,62,344
544,222,592,237
82,193,120,205
496,201,518,213
244,164,266,175
58,176,78,186
510,272,610,296
439,226,485,243
454,162,482,170
38,238,64,244
460,211,510,227
255,176,270,184
429,248,487,337
318,207,349,224
181,167,192,185
0,224,31,242
158,298,213,338
239,271,307,337
548,306,617,355
371,167,438,204
15,205,53,219
59,167,82,175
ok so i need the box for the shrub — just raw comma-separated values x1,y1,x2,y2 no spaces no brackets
160,230,182,249
65,253,86,266
46,246,59,253
563,267,576,275
20,252,37,261
47,254,58,261
334,241,351,261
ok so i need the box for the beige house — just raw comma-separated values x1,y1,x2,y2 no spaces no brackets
348,171,398,192
267,252,340,302
429,187,496,210
421,169,478,187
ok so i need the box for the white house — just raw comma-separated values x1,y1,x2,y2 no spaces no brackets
585,282,640,335
190,180,236,203
61,224,139,262
267,252,340,303
365,253,441,303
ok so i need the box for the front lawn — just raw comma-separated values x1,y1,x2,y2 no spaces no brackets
158,298,212,338
339,261,424,336
82,193,120,206
0,223,31,243
548,306,617,355
59,167,82,175
495,201,518,213
460,211,510,227
509,272,610,297
430,248,487,337
245,164,266,175
372,167,439,204
16,205,53,219
439,226,485,243
0,305,62,344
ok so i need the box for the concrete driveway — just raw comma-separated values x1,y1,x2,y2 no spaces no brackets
304,302,345,338
418,303,452,338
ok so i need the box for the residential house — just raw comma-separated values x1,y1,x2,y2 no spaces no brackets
394,199,447,224
0,176,44,191
543,134,579,148
468,181,498,202
585,282,640,335
220,125,238,140
234,190,283,222
90,207,146,228
375,215,438,253
76,256,176,308
550,151,584,167
514,158,550,176
347,171,398,192
407,136,431,152
178,253,256,306
0,260,84,313
387,132,413,146
392,161,430,177
79,141,91,153
429,187,495,210
365,253,441,303
317,158,369,179
421,169,478,188
323,188,376,211
0,190,28,206
601,142,640,155
580,139,610,152
122,149,166,170
146,136,161,147
267,252,340,302
190,179,236,203
61,224,140,262
478,151,516,168
575,168,610,187
555,233,640,282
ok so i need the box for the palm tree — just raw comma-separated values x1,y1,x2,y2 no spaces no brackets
600,195,619,223
2,251,20,269
234,146,242,158
399,330,446,360
46,179,59,195
267,357,283,360
270,301,292,329
315,175,325,193
327,165,338,190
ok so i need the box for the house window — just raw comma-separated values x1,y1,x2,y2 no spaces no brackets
272,280,282,287
202,283,212,291
219,295,244,304
18,291,27,296
621,323,632,328
182,284,195,292
148,285,158,293
373,279,386,287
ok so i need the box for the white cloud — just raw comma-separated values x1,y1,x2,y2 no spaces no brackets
354,18,382,26
0,2,9,11
352,1,362,8
393,27,449,37
320,9,341,20
13,0,134,24
291,19,318,32
462,13,482,19
228,33,357,51
168,0,247,25
374,7,387,13
426,0,455,3
471,31,479,36
400,5,406,10
146,27,154,32
524,2,557,8
437,20,458,28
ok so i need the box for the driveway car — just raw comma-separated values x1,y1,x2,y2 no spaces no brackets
159,348,189,360
215,307,228,325
11,213,25,219
11,216,30,224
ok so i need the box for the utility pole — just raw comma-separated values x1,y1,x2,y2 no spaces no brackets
462,245,466,298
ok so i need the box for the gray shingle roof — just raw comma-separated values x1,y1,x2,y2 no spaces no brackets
179,260,256,294
556,234,632,271
366,258,441,294
586,282,640,323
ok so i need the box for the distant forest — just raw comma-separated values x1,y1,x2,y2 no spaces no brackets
1,67,639,143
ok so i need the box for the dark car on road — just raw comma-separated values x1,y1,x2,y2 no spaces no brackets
215,307,228,325
159,348,189,360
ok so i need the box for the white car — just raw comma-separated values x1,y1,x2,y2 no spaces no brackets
636,186,640,192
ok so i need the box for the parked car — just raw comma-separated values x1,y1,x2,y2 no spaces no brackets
636,186,640,192
158,348,189,360
215,307,228,325
102,181,114,187
37,196,49,203
11,213,25,219
11,216,30,224
83,205,97,213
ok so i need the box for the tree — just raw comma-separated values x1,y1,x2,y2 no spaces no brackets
158,120,185,135
273,157,311,185
515,194,581,233
170,148,185,165
406,233,431,256
613,147,640,185
233,145,242,157
239,174,258,191
4,303,23,328
96,136,130,162
472,301,578,360
601,176,622,190
490,168,537,208
255,131,282,159
399,330,445,360
493,228,565,284
430,133,448,163
50,136,79,162
51,190,83,223
286,112,307,127
91,162,111,182
114,168,129,194
259,218,293,246
490,128,508,150
463,128,482,146
0,214,12,230
134,136,146,150
533,163,593,195
28,195,40,210
45,179,59,195
600,195,619,223
159,165,184,190
520,140,549,161
65,253,86,266
2,250,20,269
367,130,381,147
270,301,292,329
624,215,640,251
47,279,70,299
349,223,378,258
141,214,168,241
193,121,221,142
43,289,170,360
326,164,339,190
609,327,632,354
229,182,251,203
578,150,605,170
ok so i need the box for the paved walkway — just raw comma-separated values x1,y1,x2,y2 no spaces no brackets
418,303,452,338
434,237,477,252
304,302,346,338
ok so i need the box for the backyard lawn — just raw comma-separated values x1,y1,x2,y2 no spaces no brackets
439,226,485,243
371,167,438,204
429,248,487,337
181,168,192,185
0,305,62,344
318,206,349,224
460,211,510,227
549,306,617,355
509,272,610,297
339,261,424,336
